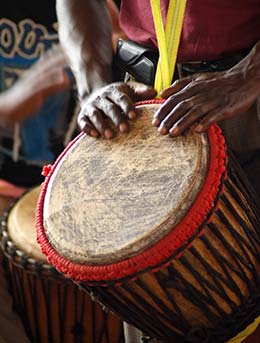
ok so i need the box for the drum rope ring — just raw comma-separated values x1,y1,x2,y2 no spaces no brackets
36,101,260,342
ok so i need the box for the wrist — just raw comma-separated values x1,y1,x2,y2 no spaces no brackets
74,60,112,101
231,41,260,79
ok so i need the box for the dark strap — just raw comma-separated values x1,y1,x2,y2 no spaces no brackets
178,46,253,78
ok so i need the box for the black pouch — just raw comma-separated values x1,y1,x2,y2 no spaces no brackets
115,39,158,86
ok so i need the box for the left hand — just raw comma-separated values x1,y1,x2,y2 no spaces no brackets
152,67,260,137
78,81,156,139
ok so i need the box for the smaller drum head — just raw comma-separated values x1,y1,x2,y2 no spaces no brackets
42,103,209,265
8,186,45,261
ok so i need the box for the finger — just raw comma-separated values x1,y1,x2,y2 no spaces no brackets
159,95,209,134
107,89,136,119
194,107,226,132
152,92,194,127
99,97,129,133
132,84,157,101
153,82,209,127
158,99,195,135
161,73,221,100
81,106,114,139
160,78,192,98
169,102,219,136
109,88,137,119
152,96,180,127
77,112,99,137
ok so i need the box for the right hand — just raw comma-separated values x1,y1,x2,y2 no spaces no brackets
78,82,157,139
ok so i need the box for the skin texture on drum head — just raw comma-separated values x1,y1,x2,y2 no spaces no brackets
43,104,209,264
8,186,46,261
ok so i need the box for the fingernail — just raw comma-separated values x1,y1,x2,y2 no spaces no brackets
128,110,136,119
159,91,166,98
90,130,98,137
170,127,179,136
158,126,168,135
104,129,114,139
152,118,160,126
194,124,203,132
119,122,129,133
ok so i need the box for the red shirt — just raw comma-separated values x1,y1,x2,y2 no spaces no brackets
119,0,260,62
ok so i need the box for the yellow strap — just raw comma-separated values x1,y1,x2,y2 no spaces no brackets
167,0,187,84
150,0,171,91
227,316,260,343
150,0,187,94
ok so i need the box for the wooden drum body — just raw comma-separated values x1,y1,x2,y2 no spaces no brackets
36,101,260,343
0,187,123,343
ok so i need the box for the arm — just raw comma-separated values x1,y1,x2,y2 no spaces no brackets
0,45,69,124
153,41,260,136
56,0,156,139
56,0,113,98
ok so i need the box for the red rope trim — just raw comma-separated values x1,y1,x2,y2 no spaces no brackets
135,99,166,106
36,100,227,284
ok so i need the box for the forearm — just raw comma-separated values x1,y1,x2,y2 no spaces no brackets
56,0,113,99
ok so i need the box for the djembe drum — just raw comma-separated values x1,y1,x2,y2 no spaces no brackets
0,186,123,343
36,100,260,343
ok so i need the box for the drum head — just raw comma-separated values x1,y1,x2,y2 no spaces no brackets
42,103,209,265
8,186,46,261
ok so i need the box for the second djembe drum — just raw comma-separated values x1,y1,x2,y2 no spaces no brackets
36,100,260,343
0,187,123,343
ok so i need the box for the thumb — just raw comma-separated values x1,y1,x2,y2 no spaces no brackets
160,72,221,98
160,77,191,98
127,81,157,101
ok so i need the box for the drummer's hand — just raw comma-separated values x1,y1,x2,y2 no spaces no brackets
78,82,156,139
152,44,260,136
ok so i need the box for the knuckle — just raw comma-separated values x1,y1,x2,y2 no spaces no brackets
154,109,165,120
77,116,84,126
103,90,110,98
78,109,84,120
117,94,128,102
194,105,203,114
162,118,172,129
177,100,190,111
88,109,99,120
78,106,90,119
106,103,117,114
95,95,103,103
109,84,121,94
168,94,177,102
